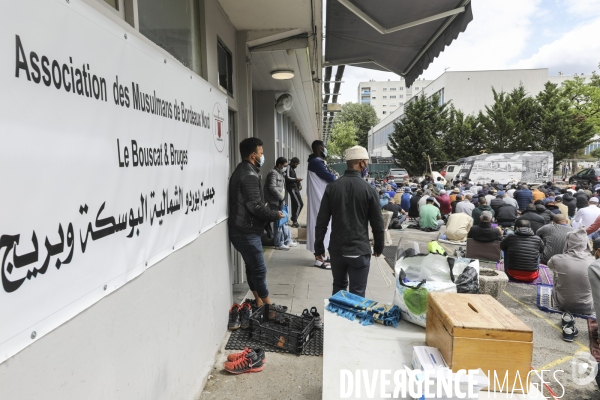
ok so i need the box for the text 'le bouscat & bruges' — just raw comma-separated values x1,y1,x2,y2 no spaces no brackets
117,139,188,170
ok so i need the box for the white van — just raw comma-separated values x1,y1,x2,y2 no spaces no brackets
440,163,460,182
452,151,554,185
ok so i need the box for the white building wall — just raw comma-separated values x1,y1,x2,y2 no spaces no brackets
358,78,432,120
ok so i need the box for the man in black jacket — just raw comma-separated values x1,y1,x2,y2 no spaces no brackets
561,192,577,217
500,219,544,282
228,137,284,308
314,146,384,297
285,157,303,228
467,211,502,242
575,188,589,210
516,204,546,233
496,203,518,227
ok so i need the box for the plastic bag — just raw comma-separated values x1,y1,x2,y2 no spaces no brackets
396,253,454,284
455,266,479,294
393,269,456,327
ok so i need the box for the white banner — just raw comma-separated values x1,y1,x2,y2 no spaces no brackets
0,1,229,363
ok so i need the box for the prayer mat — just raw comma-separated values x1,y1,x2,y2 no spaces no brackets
588,318,600,362
496,261,553,286
536,284,594,319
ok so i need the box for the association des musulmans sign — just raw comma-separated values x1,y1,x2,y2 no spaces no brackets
0,0,228,363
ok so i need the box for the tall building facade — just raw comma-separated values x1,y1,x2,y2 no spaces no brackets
358,78,433,120
367,68,593,158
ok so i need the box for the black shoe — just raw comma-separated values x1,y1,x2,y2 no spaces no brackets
228,304,241,330
561,312,575,328
240,302,252,329
310,306,323,329
269,303,288,312
292,222,300,228
563,325,576,342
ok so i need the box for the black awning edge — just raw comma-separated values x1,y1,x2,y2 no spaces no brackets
403,2,473,87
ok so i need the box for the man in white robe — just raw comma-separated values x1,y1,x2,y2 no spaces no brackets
306,140,336,268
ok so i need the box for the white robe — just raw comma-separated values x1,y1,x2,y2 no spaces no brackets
306,170,331,253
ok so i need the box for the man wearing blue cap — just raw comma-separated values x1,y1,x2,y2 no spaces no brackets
419,197,443,231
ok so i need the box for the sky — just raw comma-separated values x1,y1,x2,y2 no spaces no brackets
333,0,600,104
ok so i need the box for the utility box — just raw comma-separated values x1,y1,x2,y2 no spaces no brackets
425,293,533,392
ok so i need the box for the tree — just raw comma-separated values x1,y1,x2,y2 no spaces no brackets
333,103,379,148
535,82,595,169
590,148,600,159
477,85,540,152
560,70,600,133
328,120,358,160
387,94,448,176
441,106,485,161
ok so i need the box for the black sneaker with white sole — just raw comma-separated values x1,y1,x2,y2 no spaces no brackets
310,306,323,329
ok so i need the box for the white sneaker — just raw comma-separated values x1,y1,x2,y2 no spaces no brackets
275,244,290,251
286,241,298,247
314,259,331,269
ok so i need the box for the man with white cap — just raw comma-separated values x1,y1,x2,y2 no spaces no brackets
572,197,600,229
314,145,384,297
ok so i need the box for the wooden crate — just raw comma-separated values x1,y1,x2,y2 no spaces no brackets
426,293,533,393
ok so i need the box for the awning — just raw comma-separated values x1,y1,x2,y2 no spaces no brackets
324,0,473,87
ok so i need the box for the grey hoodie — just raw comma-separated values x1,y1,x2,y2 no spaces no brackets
548,229,595,315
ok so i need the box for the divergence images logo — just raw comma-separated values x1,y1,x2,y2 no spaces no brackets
213,102,225,152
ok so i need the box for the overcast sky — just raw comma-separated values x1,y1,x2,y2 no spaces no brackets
333,0,600,104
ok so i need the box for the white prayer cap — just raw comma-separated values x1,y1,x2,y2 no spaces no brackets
345,145,369,161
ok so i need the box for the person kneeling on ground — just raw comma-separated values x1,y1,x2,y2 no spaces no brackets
383,201,407,229
547,229,594,316
445,212,473,242
467,211,502,242
500,219,544,282
516,204,545,233
471,197,495,226
419,197,443,231
536,214,573,265
496,201,518,227
587,238,600,328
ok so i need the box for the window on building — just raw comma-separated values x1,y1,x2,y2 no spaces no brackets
138,0,202,75
399,95,404,99
103,0,119,10
399,102,404,106
383,104,387,107
390,103,396,106
383,96,387,99
371,88,376,92
390,88,396,91
217,41,234,95
399,87,404,90
390,95,396,99
415,87,419,90
372,97,376,99
383,88,387,91
382,111,387,114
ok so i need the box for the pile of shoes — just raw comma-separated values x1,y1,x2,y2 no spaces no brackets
562,312,579,342
301,307,323,330
228,300,289,330
223,347,266,374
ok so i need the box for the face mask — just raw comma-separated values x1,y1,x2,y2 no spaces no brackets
253,153,264,167
322,148,328,158
362,164,369,178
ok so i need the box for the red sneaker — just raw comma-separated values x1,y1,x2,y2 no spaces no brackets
224,350,264,374
226,347,266,363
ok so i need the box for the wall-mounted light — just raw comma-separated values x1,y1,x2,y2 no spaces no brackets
271,70,294,80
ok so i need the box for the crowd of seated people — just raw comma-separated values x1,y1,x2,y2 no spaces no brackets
373,177,600,342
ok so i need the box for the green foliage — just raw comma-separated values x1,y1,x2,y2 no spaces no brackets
535,82,595,167
333,103,379,148
442,106,485,161
560,70,600,133
478,85,540,153
328,120,358,160
387,94,448,176
590,148,600,159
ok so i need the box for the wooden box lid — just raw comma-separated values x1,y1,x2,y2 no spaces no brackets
428,293,533,342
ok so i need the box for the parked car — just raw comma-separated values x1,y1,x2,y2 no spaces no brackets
568,168,600,185
440,163,460,182
388,168,409,184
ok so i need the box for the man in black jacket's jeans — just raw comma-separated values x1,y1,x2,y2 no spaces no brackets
314,145,384,297
285,157,304,228
228,137,284,308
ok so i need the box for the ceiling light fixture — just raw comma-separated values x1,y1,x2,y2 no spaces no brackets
271,70,294,80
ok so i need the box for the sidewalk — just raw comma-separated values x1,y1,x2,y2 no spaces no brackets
200,229,397,400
